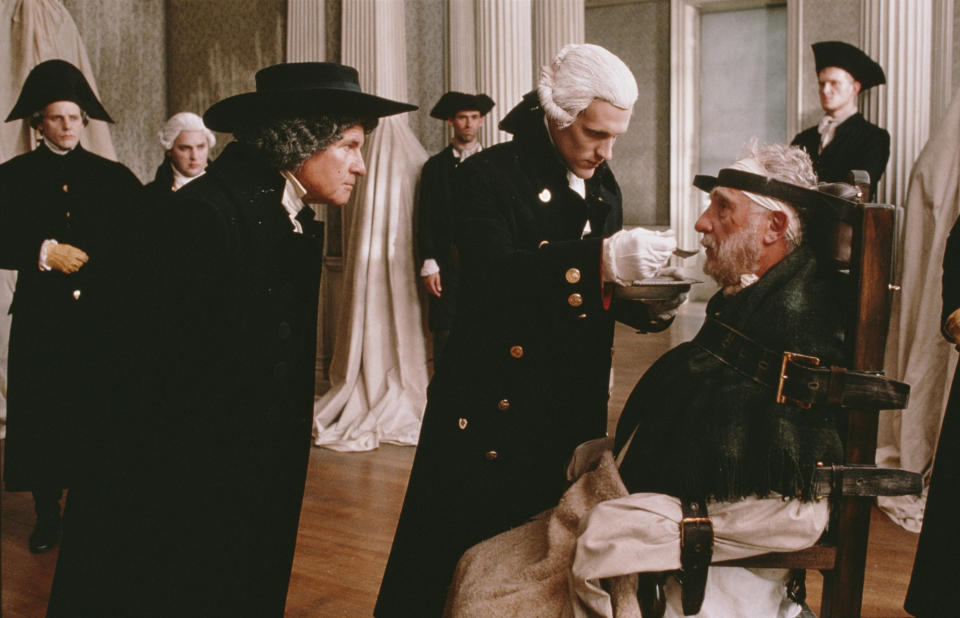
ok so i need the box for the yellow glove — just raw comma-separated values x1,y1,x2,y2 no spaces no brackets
46,243,89,274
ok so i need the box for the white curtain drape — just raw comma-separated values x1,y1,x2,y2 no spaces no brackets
312,0,429,452
878,89,960,532
1,0,117,438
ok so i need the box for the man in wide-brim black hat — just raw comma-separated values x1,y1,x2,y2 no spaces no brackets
0,58,141,558
791,41,890,199
417,91,495,368
46,62,416,617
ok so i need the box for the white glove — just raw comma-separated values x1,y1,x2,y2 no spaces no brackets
602,228,676,285
643,266,689,321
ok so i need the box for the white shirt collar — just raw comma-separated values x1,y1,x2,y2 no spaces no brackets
43,137,74,155
279,170,309,234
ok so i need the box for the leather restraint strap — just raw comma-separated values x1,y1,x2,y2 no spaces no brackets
678,499,713,616
693,318,910,410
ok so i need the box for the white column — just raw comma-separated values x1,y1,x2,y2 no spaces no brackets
931,0,953,130
286,0,325,62
860,0,932,206
476,0,533,146
532,0,584,80
449,0,476,93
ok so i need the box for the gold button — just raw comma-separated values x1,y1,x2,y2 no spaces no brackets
538,188,552,202
568,293,583,307
65,210,71,219
485,450,499,461
509,345,524,359
62,184,69,193
538,240,550,249
458,418,468,430
497,399,510,411
565,268,581,284
72,289,81,300
577,313,588,319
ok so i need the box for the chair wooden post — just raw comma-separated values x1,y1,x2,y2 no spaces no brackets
820,203,896,618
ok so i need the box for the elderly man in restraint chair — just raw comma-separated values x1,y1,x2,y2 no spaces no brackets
443,142,914,618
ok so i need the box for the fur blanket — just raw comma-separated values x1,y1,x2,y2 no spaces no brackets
443,451,640,618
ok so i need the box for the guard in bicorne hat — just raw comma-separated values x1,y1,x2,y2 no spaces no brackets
0,59,141,559
791,41,890,199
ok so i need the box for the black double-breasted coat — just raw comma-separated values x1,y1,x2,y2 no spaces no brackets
376,93,627,617
47,141,324,617
0,143,141,492
791,112,890,199
417,145,461,332
905,214,960,617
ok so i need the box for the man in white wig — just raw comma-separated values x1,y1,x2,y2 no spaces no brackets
145,111,215,196
444,142,909,618
377,43,680,617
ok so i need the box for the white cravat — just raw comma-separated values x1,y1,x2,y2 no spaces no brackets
817,108,856,151
544,116,592,237
451,141,482,162
171,165,204,191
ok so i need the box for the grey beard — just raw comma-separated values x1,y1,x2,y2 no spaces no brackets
701,224,762,292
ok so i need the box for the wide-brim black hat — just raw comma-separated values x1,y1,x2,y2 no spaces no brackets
6,59,113,122
812,41,886,90
694,169,859,224
430,91,495,119
203,62,418,133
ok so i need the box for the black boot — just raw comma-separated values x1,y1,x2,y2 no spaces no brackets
30,488,62,553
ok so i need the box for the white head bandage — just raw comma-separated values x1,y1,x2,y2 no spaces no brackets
728,156,802,245
159,112,216,151
538,44,638,130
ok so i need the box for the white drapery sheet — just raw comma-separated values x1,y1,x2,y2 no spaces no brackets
312,116,429,451
1,0,118,438
878,89,960,532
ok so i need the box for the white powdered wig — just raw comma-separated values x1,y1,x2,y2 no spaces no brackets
538,43,638,129
159,112,216,150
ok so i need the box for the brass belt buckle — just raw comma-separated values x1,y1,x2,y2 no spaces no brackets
776,351,821,409
680,517,713,547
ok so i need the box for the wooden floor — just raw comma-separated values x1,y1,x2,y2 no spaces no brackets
1,303,921,616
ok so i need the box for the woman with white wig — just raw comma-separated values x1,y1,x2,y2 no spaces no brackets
146,111,216,195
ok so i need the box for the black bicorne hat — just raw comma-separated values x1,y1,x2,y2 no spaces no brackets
812,41,886,90
430,91,495,119
203,62,418,133
6,59,113,123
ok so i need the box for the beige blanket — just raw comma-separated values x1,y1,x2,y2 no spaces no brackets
443,451,641,618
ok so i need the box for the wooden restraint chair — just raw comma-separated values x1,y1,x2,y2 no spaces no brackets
639,171,920,618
